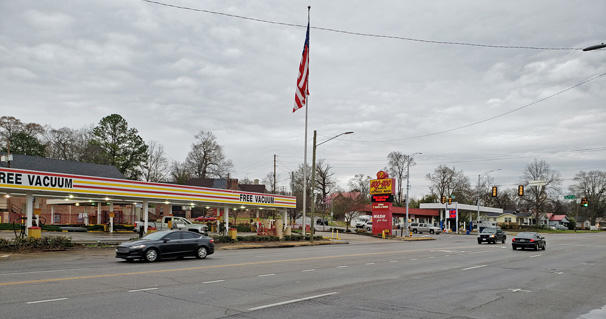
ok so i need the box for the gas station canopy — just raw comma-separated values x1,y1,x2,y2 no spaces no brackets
0,167,296,209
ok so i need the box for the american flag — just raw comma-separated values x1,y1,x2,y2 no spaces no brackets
293,22,310,113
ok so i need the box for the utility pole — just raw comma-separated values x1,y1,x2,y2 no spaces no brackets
273,154,277,193
476,174,481,225
310,130,317,242
405,153,421,237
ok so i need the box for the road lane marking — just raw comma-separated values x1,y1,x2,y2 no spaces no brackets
439,250,453,253
128,287,158,292
302,269,315,272
202,280,225,284
26,298,68,304
0,255,9,258
529,254,541,258
462,265,487,271
365,262,375,265
248,292,338,311
336,266,349,268
508,288,531,293
0,244,485,287
389,260,398,263
258,273,276,277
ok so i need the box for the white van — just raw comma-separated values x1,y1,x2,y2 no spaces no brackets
351,214,372,228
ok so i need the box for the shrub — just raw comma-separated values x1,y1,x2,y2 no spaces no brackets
235,224,253,232
0,236,72,251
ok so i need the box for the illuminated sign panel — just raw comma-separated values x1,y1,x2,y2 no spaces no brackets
370,178,395,195
371,194,394,203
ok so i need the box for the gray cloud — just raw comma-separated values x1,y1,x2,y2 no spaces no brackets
0,0,604,198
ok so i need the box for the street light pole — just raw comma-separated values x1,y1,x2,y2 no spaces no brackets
405,152,422,237
310,130,353,241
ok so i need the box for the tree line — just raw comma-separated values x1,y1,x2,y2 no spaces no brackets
0,115,233,183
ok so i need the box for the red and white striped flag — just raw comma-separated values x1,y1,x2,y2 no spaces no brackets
293,22,310,112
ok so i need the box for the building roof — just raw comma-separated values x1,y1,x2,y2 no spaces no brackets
550,214,568,221
1,154,125,179
357,205,439,217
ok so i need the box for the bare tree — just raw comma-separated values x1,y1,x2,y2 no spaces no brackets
0,116,46,156
185,130,233,179
387,152,414,205
263,172,278,193
348,174,372,202
520,159,562,226
344,211,360,232
314,160,336,211
170,161,192,185
570,170,606,223
44,127,93,161
140,141,169,182
426,165,472,203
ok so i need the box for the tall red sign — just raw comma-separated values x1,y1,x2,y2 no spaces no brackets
370,171,394,235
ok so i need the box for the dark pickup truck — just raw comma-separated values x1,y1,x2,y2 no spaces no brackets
477,227,506,244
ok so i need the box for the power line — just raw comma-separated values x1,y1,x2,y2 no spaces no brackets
350,71,606,143
142,0,582,51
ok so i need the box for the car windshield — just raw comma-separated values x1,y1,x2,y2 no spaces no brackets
481,228,496,234
516,232,537,238
141,231,172,240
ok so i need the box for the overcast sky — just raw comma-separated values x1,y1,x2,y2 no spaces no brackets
1,0,605,198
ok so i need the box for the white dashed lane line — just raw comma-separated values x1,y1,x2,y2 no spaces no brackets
248,292,338,311
302,269,315,272
128,288,159,293
202,280,225,284
462,265,487,271
26,298,69,304
336,266,349,268
258,273,276,277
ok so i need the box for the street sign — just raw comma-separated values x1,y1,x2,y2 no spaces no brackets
528,180,546,186
564,195,576,200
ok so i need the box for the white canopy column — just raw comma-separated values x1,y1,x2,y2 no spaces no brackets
25,194,33,235
143,200,149,233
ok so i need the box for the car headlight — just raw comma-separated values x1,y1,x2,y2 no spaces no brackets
490,235,495,238
130,244,146,249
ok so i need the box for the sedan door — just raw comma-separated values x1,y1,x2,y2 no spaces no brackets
180,231,201,254
158,232,185,256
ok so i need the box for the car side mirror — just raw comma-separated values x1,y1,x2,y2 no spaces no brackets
163,238,170,243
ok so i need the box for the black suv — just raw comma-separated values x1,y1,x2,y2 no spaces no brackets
477,227,506,244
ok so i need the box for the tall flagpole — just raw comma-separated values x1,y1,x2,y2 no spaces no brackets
302,6,310,236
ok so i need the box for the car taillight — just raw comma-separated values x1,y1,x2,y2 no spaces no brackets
210,239,214,243
512,238,516,242
530,239,535,242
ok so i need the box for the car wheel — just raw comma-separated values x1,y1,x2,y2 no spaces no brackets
413,229,417,234
541,243,546,250
430,230,434,234
196,246,208,259
534,244,539,251
512,246,517,250
477,240,482,245
144,248,159,262
502,238,505,244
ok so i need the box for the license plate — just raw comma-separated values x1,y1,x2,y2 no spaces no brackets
117,247,129,253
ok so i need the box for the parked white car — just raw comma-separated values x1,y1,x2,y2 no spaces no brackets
410,223,441,234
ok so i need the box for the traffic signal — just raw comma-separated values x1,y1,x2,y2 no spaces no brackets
581,197,589,207
517,185,524,196
441,196,446,204
491,186,498,197
448,197,453,205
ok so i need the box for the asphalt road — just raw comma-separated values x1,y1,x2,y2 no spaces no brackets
1,233,605,319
